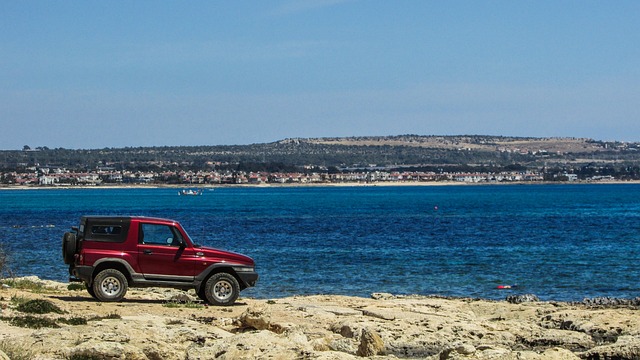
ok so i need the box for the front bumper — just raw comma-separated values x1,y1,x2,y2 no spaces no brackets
237,271,259,288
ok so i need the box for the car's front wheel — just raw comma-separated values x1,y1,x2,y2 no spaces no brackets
204,273,240,306
93,269,128,302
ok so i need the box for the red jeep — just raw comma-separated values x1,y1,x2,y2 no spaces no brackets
62,216,258,305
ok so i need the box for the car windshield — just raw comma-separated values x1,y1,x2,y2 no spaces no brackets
183,228,200,247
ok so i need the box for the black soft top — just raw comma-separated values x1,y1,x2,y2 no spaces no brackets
80,216,132,243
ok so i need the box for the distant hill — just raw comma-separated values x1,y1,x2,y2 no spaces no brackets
304,135,597,153
2,135,639,171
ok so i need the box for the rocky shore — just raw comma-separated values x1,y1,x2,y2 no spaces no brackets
1,277,639,359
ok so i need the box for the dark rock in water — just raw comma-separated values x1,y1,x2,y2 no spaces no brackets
506,294,539,304
371,293,395,300
582,297,640,307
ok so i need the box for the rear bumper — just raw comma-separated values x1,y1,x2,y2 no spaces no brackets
70,265,94,284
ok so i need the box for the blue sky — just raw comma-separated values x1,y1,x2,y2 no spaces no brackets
1,1,639,149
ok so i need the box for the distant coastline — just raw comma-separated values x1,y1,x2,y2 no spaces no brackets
3,136,640,188
2,179,640,190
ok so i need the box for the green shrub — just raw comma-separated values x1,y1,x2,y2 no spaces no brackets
16,299,64,314
67,283,85,291
58,317,88,326
88,312,121,321
163,300,204,309
9,315,60,329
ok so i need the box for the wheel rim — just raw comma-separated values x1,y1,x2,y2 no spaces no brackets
212,280,233,300
100,276,122,296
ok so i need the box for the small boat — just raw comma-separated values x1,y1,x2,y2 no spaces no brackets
178,189,203,196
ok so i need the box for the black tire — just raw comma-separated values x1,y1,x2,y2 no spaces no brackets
92,269,128,302
62,232,77,264
204,273,240,306
86,283,97,299
196,288,208,302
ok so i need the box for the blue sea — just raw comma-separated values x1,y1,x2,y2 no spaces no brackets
1,184,639,302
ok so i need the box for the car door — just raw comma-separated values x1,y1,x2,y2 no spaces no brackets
137,223,196,280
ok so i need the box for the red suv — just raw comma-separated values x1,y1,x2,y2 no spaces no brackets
62,216,258,305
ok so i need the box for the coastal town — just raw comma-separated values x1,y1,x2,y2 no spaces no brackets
1,136,638,187
0,166,619,187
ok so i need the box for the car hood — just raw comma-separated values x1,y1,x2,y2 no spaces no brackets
195,246,255,266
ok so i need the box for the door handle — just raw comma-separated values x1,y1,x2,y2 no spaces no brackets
143,250,153,255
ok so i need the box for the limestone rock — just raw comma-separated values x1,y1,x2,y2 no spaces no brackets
237,304,287,334
167,293,194,303
362,309,395,321
2,277,640,360
582,335,640,360
518,327,594,352
438,343,476,359
441,347,580,360
68,341,148,360
357,328,384,357
329,337,357,354
540,347,580,359
330,321,359,338
455,343,476,355
186,330,310,360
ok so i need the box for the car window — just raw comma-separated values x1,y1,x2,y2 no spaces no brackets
84,221,129,243
91,226,122,235
139,224,182,246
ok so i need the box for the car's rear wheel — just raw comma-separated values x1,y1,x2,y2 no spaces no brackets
85,283,97,299
93,269,128,302
62,232,77,264
204,272,240,306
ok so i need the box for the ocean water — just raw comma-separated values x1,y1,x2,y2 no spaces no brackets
1,184,639,302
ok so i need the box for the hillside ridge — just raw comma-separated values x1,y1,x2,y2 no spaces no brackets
2,135,639,174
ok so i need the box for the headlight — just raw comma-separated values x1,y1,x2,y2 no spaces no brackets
233,267,255,272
